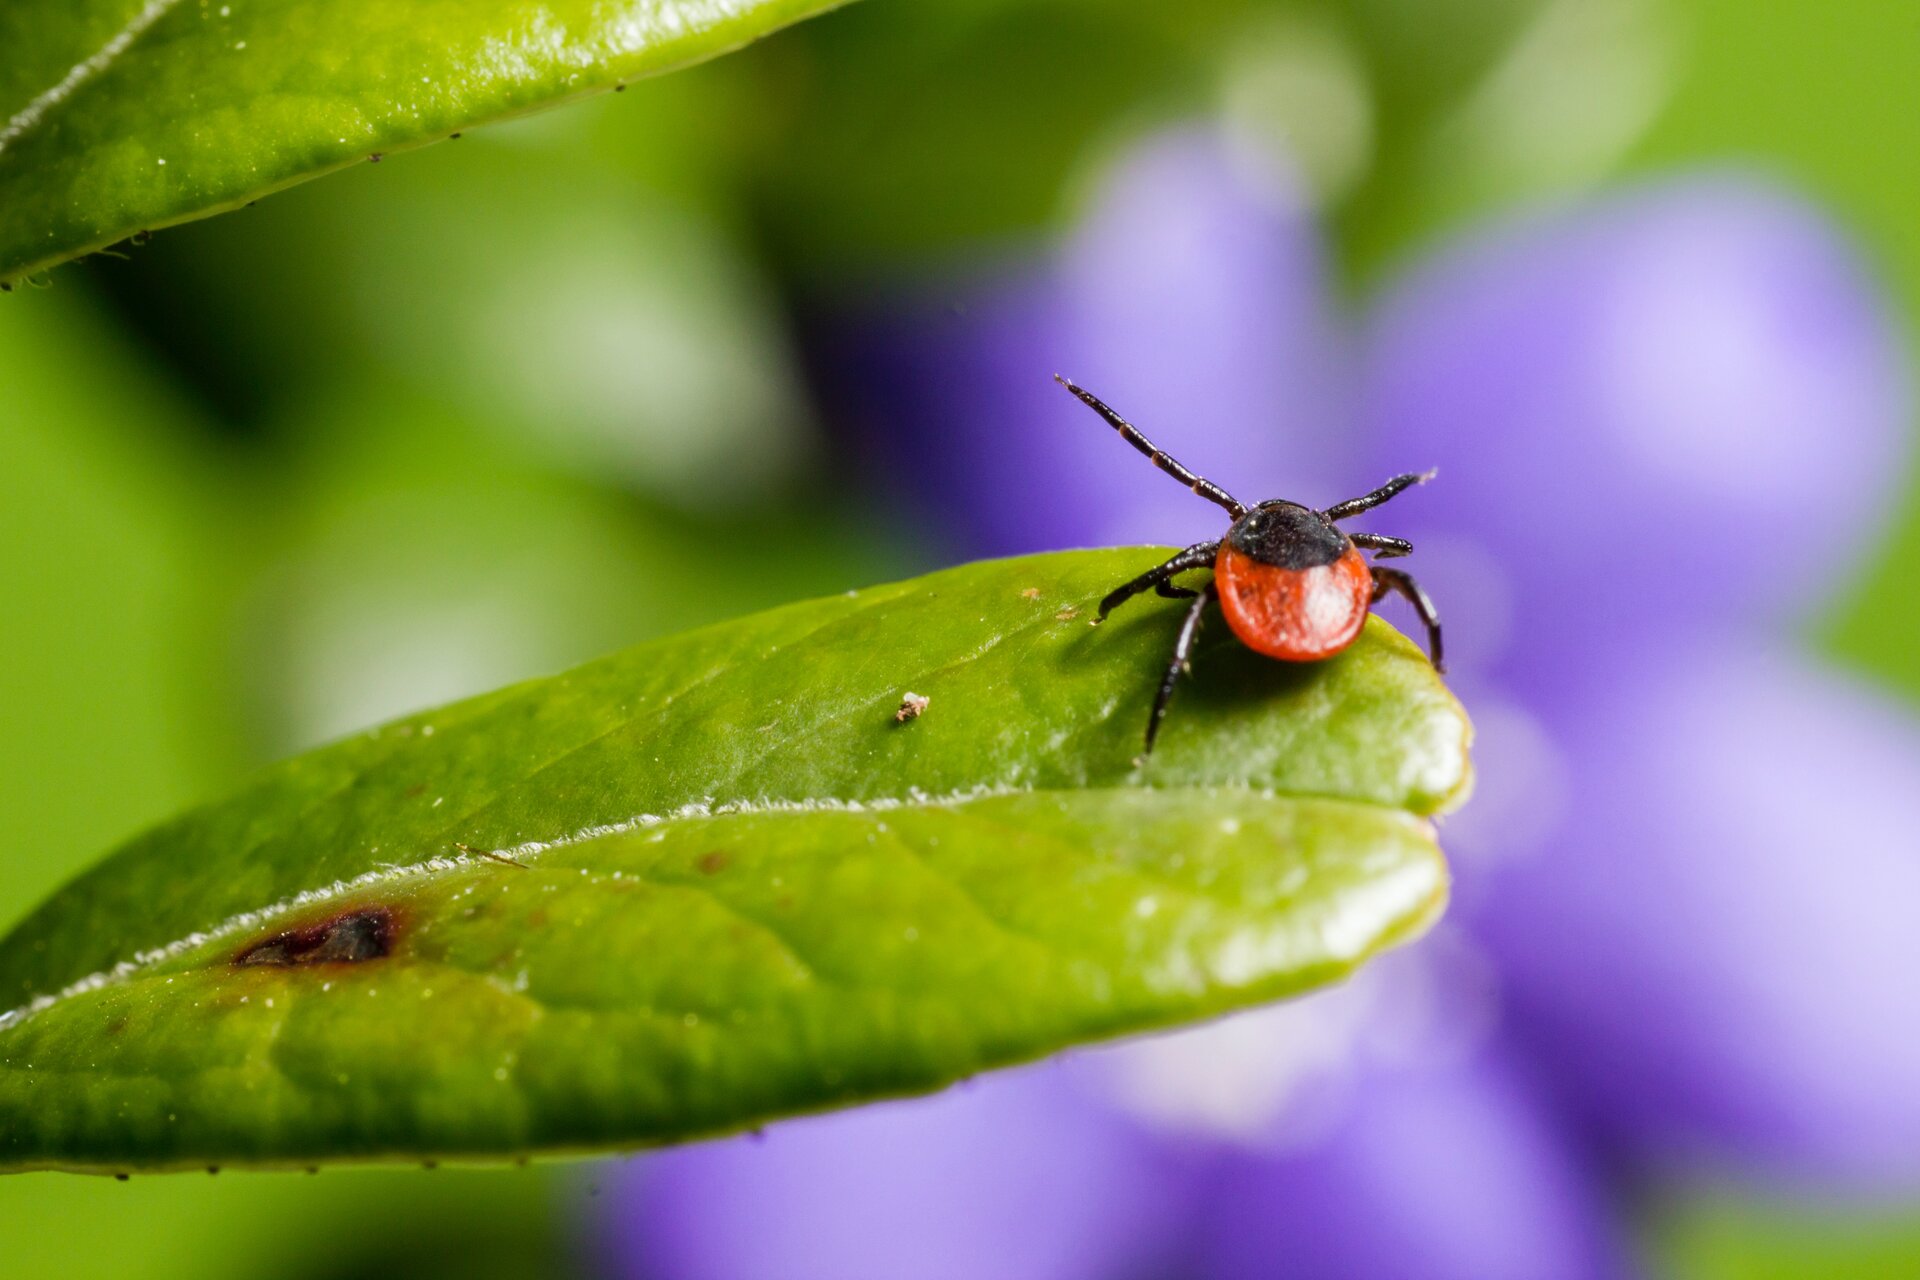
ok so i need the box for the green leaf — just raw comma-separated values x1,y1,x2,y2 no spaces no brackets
0,548,1470,1173
0,0,852,285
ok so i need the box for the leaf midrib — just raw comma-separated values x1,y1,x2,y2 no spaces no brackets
103,562,1031,981
0,785,1429,1035
48,572,933,997
0,0,181,157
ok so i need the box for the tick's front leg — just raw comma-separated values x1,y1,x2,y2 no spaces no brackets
1143,583,1217,756
1097,542,1218,621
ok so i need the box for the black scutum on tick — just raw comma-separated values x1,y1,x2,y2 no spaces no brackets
1226,501,1350,570
235,906,396,967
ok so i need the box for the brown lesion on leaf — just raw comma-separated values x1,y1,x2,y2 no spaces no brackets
696,850,731,875
234,906,398,967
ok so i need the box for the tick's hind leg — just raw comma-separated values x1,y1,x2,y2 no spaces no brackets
1371,566,1444,673
1144,584,1217,756
1098,541,1218,621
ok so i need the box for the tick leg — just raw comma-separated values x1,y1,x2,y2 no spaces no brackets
1155,580,1200,599
1145,584,1216,755
1349,532,1413,559
1371,566,1445,673
1324,470,1436,522
1056,376,1247,518
1098,541,1219,621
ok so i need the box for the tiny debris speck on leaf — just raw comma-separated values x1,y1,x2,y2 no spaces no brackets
1020,587,1042,600
894,692,930,723
456,841,529,870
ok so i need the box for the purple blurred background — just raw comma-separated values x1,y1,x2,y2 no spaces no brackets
593,128,1920,1280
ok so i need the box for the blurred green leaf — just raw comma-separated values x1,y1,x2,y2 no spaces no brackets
714,0,1575,270
1653,1191,1920,1280
244,383,897,750
0,291,238,927
0,1160,570,1280
0,548,1467,1173
0,0,855,284
1334,0,1677,276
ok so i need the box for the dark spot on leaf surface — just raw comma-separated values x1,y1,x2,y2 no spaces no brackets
696,850,730,875
235,907,396,967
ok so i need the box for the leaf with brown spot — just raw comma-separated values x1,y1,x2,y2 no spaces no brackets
0,549,1470,1173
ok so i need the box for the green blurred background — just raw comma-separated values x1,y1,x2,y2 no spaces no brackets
3,0,1919,1275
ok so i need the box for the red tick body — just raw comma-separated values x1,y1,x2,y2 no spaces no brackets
1055,375,1445,753
1215,537,1372,662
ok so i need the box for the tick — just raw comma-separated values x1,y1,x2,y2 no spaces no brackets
1057,375,1444,754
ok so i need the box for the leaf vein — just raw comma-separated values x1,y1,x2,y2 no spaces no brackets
0,0,185,158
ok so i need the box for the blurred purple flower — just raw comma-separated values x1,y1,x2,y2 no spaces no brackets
1364,175,1910,685
1192,1049,1627,1280
1476,637,1920,1190
596,127,1915,1278
601,1068,1190,1280
814,129,1352,560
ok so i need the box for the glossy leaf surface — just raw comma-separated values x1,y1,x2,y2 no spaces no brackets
0,549,1470,1172
0,0,851,283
